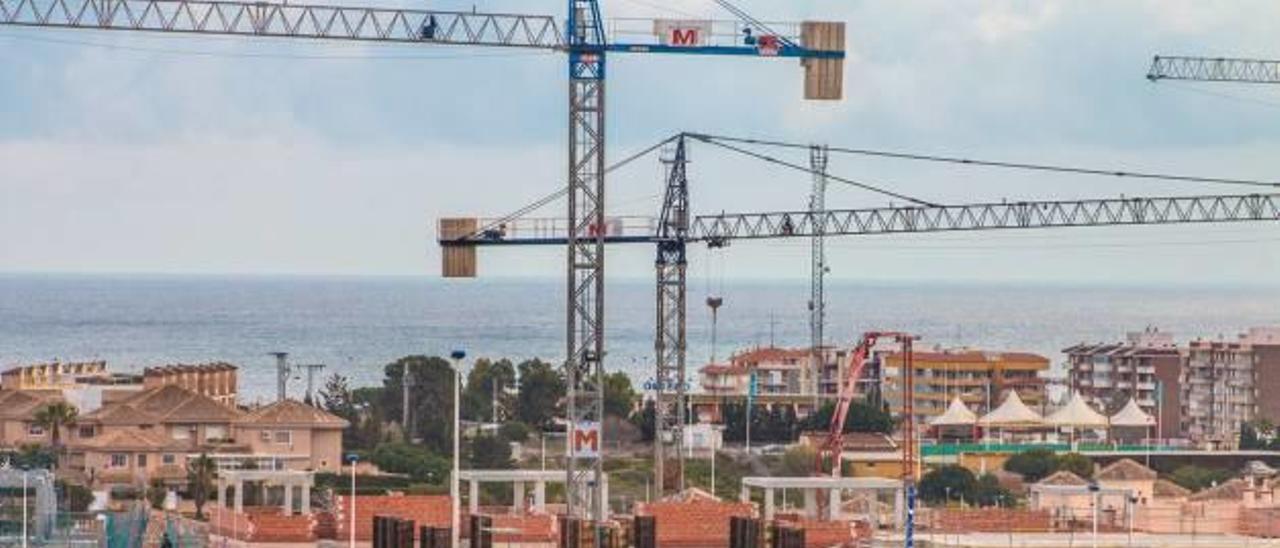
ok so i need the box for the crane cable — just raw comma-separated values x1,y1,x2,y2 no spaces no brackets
687,133,942,207
689,133,1280,189
458,133,681,240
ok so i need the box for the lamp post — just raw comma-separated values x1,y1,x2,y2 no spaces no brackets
450,349,466,548
346,453,358,548
21,468,28,548
1088,481,1100,548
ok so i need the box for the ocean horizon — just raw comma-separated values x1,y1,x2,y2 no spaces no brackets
3,272,1279,403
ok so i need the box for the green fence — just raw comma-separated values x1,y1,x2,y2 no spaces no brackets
921,442,1175,456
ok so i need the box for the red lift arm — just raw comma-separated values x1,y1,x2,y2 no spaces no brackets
815,331,913,476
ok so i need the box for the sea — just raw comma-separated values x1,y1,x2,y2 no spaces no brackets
2,273,1279,403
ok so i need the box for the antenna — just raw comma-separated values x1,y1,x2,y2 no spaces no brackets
300,363,326,405
269,352,290,403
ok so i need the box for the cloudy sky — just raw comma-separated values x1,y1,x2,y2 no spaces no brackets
2,0,1279,283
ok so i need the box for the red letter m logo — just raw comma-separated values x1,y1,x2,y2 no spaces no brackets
670,27,700,46
573,429,600,454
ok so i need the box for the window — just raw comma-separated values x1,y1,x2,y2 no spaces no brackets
109,454,128,468
273,431,292,444
137,454,147,468
162,454,176,465
205,425,227,442
171,426,191,440
27,424,44,437
78,426,95,439
260,430,272,443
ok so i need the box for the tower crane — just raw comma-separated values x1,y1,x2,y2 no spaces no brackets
1,0,847,528
440,132,1280,507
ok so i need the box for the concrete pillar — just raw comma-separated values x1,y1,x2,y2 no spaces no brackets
764,488,775,520
234,480,244,514
893,488,905,529
260,482,269,507
301,481,311,515
217,479,226,509
828,488,842,521
513,481,526,512
601,475,611,518
534,481,546,511
740,485,749,503
283,482,294,516
469,480,480,514
803,489,818,519
868,493,880,531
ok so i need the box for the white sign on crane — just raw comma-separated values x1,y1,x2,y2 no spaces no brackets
653,19,712,47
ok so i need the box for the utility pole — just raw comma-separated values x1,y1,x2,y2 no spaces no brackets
402,363,415,439
269,352,290,403
300,363,326,405
808,144,829,405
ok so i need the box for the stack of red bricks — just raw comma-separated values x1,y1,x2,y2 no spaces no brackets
779,519,867,548
487,513,558,544
635,499,757,548
333,494,452,541
926,508,1052,533
1239,508,1280,538
204,507,316,543
205,507,254,541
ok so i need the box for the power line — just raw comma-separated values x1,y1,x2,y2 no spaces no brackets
689,133,1280,189
688,134,942,207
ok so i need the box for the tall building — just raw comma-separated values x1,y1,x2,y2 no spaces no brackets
1182,327,1280,445
880,349,1049,427
143,363,239,407
1063,328,1182,440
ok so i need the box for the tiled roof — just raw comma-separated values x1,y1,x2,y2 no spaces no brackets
1037,470,1089,487
73,428,185,451
0,390,65,420
80,403,163,426
120,385,242,423
730,347,809,365
237,399,348,428
635,500,756,547
1188,479,1248,501
885,350,1049,365
1153,479,1192,499
1095,458,1157,481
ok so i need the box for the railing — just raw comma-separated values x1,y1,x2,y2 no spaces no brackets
606,17,801,49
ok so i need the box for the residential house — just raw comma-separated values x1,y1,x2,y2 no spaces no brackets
68,429,190,489
0,390,65,448
235,399,348,473
74,384,243,450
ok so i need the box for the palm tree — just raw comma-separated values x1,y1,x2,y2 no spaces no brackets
186,453,217,520
33,401,78,449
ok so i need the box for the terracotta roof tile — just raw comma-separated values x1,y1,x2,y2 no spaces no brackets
73,428,185,451
635,500,755,547
120,385,241,423
1038,470,1089,487
1188,479,1248,501
237,399,348,428
1095,458,1157,481
1153,479,1191,498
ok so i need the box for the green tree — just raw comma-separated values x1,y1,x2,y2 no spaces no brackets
970,473,1016,507
799,401,894,435
186,453,216,520
467,435,514,470
1056,453,1094,479
382,356,458,455
919,465,976,505
1169,465,1234,492
1003,449,1059,483
603,371,638,419
370,443,449,484
463,359,517,423
516,359,565,428
33,401,78,449
498,422,531,443
633,400,656,442
146,479,168,510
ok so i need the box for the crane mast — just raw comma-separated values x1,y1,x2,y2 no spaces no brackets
808,145,829,404
653,136,689,495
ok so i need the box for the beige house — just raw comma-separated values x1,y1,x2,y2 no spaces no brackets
235,399,348,473
67,429,190,488
74,384,244,451
0,390,66,448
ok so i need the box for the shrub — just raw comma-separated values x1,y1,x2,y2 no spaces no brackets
1003,449,1059,483
369,443,450,484
919,465,976,504
499,422,531,443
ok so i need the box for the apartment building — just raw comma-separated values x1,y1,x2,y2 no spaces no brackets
880,348,1049,427
143,363,239,406
1063,328,1182,439
1182,327,1280,445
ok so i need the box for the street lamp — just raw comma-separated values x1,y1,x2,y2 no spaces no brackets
450,349,466,548
347,453,359,548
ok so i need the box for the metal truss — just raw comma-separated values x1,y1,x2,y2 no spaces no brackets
808,145,828,403
565,0,607,532
691,194,1280,243
1148,56,1280,84
653,136,688,498
0,0,563,48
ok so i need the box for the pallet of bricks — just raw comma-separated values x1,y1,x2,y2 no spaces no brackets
370,515,454,548
728,516,807,548
558,516,627,548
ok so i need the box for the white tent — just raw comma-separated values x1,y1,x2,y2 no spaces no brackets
1047,391,1109,428
1109,398,1156,428
929,396,978,427
978,390,1044,428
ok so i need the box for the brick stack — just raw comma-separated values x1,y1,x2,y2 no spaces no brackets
488,513,557,544
204,507,316,543
784,520,860,548
333,494,452,541
926,508,1053,533
635,499,757,547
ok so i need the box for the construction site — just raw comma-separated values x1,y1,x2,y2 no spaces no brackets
3,0,1280,547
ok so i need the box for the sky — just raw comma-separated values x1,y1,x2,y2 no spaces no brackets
3,0,1280,284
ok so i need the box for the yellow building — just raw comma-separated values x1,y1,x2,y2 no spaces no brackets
881,349,1049,429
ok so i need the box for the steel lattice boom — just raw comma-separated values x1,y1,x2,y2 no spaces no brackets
443,193,1280,248
0,0,564,48
1147,56,1280,84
